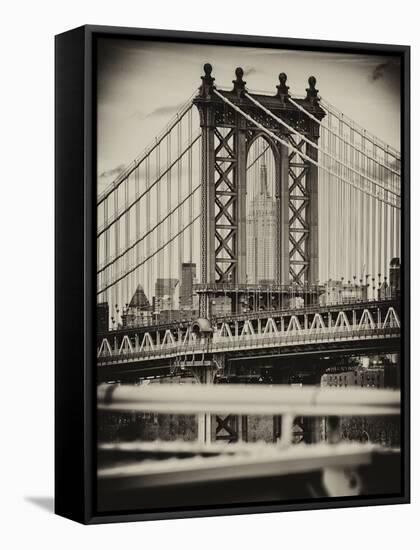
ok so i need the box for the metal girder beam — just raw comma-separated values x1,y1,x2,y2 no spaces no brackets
288,136,311,285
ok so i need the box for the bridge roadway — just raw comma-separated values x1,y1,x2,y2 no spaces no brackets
98,298,399,343
97,299,401,379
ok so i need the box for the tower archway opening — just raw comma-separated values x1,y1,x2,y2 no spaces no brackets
246,137,278,287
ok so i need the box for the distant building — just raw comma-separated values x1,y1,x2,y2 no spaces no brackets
370,354,400,389
374,257,401,301
156,309,183,324
123,309,153,328
389,257,401,299
154,278,179,312
246,163,277,284
97,302,109,332
211,296,232,316
319,280,368,306
378,280,389,300
155,278,179,300
321,366,384,389
121,284,153,328
128,284,152,310
288,296,304,309
180,263,196,310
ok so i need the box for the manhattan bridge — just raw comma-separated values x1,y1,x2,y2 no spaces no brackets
96,65,402,504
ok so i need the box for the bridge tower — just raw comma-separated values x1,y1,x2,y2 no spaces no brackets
193,65,326,318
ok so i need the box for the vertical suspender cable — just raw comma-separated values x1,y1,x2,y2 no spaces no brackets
390,152,395,262
156,141,161,311
351,128,358,282
146,154,151,309
135,164,140,300
373,144,382,285
177,121,184,300
188,108,193,266
363,132,370,296
167,130,172,310
125,176,130,309
359,140,364,285
373,194,378,298
333,118,338,280
177,115,183,307
114,188,119,323
97,210,101,303
104,197,109,308
339,115,345,281
397,166,400,260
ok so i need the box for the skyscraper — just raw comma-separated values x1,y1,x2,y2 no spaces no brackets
180,263,196,310
121,284,152,328
129,284,152,310
154,278,179,311
246,162,277,284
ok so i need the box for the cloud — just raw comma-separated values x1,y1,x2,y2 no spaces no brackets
133,103,184,121
369,59,400,87
371,62,389,81
99,164,125,180
383,157,401,182
149,104,182,117
243,66,257,77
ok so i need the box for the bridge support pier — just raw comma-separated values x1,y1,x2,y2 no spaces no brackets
191,365,217,445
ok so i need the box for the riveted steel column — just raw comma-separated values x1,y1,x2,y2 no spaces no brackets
197,109,216,318
236,113,247,285
306,139,319,285
279,143,290,284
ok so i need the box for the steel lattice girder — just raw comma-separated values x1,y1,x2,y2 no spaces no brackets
214,129,237,282
288,136,310,284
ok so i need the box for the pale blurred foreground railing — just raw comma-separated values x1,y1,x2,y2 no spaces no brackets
98,383,400,416
97,384,401,501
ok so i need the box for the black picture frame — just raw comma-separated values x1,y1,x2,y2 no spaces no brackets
55,24,410,525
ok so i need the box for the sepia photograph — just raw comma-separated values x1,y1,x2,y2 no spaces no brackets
2,0,417,544
94,35,404,514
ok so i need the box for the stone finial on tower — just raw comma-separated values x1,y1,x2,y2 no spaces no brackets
199,63,215,99
276,72,290,101
305,76,319,104
232,67,246,98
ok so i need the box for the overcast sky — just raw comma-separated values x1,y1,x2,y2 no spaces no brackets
97,38,401,192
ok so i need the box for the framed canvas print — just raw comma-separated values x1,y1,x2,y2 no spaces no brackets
55,25,410,524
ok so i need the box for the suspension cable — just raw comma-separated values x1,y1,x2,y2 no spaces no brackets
213,90,399,210
288,97,401,175
97,99,195,206
98,185,200,274
245,92,399,198
97,133,201,237
98,215,200,296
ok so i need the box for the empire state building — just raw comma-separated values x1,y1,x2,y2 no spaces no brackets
246,163,277,284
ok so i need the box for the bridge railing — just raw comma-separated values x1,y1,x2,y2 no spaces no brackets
97,326,400,363
97,384,401,498
210,298,399,324
101,298,399,335
98,382,400,422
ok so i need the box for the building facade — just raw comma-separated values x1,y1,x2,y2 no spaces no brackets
319,280,368,306
121,284,153,328
246,163,277,284
321,366,385,389
179,263,197,311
